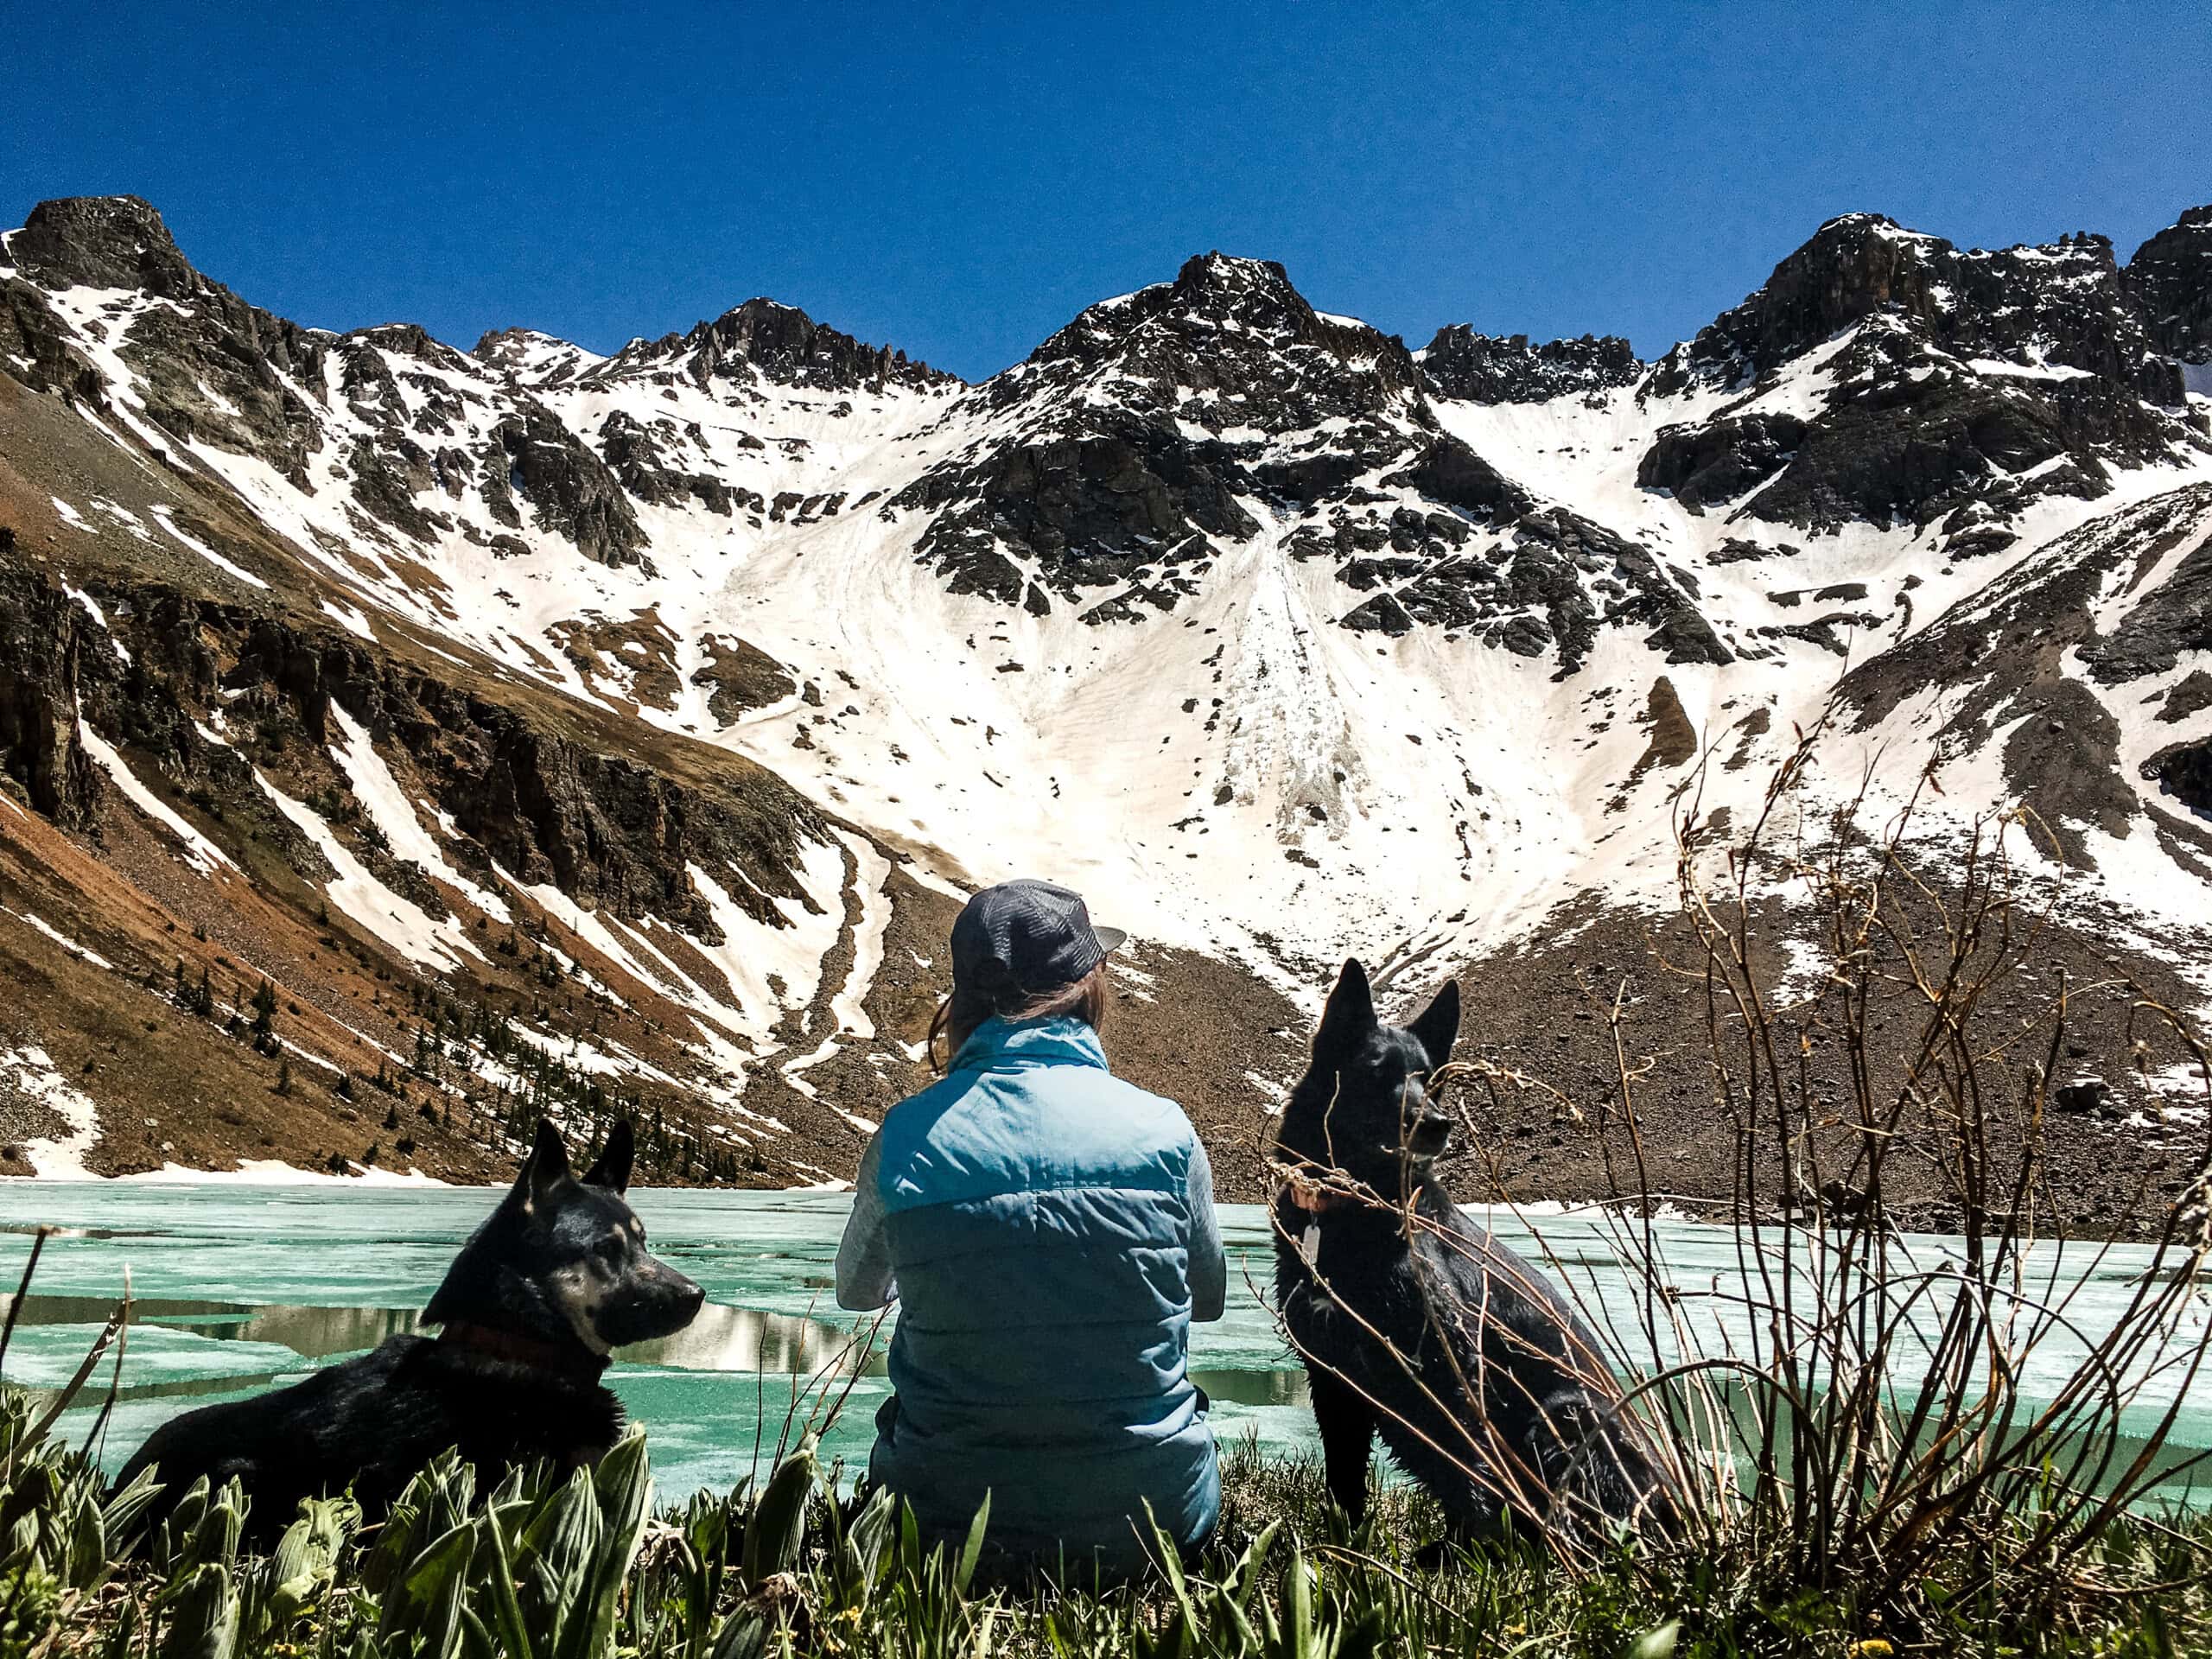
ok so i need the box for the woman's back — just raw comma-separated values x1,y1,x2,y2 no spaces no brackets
842,1015,1224,1571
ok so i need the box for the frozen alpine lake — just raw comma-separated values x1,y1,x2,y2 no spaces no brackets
3,1184,2209,1507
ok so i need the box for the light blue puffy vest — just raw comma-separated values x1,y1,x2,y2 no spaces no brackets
868,1016,1219,1570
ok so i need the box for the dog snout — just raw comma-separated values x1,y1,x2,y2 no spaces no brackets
650,1260,704,1317
599,1261,706,1346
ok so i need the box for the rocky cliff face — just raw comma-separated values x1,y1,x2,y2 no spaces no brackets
884,251,1716,668
1417,327,1640,404
1657,214,2177,397
0,559,106,826
2125,205,2212,368
1631,214,2207,538
0,557,825,938
604,297,957,397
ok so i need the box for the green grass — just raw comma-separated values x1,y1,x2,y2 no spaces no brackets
4,1389,2210,1659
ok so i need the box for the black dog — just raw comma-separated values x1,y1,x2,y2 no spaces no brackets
116,1121,703,1541
1273,960,1675,1552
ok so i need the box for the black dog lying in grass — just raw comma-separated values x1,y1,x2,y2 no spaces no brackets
1273,960,1676,1555
116,1121,702,1541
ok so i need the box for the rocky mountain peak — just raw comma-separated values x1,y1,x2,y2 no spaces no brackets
472,327,605,388
686,296,956,392
1019,251,1421,430
594,296,956,397
1662,212,2173,402
7,194,195,296
2125,204,2212,365
346,321,476,374
1162,251,1329,337
1418,325,1642,404
1698,213,1956,376
892,248,1724,668
0,195,340,489
892,251,1429,620
1633,207,2207,538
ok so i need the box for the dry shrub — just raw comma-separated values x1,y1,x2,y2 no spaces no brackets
1265,722,2212,1642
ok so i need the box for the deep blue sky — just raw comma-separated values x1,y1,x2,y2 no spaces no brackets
10,3,2209,381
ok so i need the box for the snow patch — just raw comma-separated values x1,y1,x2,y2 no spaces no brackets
63,583,130,664
321,598,376,639
149,505,269,588
1,1044,101,1178
256,769,481,970
326,705,510,919
76,718,236,874
5,907,115,969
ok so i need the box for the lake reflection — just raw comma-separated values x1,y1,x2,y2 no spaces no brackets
3,1292,875,1387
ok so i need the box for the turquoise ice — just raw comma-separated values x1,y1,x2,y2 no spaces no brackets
3,1184,2207,1509
0,1183,1315,1491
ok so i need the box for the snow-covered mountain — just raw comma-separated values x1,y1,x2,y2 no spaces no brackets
3,194,2209,1201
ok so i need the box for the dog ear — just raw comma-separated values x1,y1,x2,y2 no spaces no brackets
582,1120,634,1194
518,1119,572,1212
1313,957,1376,1067
1407,979,1461,1071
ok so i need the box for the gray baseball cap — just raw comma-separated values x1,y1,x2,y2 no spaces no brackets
951,880,1127,996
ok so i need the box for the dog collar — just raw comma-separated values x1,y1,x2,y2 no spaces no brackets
1282,1174,1350,1216
435,1321,610,1384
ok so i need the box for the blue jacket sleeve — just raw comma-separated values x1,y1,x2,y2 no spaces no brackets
1186,1138,1227,1323
835,1134,897,1311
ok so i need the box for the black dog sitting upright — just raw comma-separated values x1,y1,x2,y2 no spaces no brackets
1274,960,1675,1552
116,1121,703,1541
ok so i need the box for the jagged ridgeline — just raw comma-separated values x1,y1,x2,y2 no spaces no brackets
1,193,2209,1196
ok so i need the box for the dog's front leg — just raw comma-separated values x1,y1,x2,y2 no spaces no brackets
1307,1370,1377,1527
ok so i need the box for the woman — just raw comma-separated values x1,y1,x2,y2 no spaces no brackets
836,879,1226,1579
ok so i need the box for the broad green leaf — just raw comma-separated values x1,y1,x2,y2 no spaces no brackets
564,1433,655,1659
158,1562,238,1659
1285,1546,1313,1659
100,1463,166,1552
741,1437,817,1589
1232,1522,1281,1612
480,1500,537,1659
847,1488,897,1592
709,1611,772,1659
954,1489,993,1599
